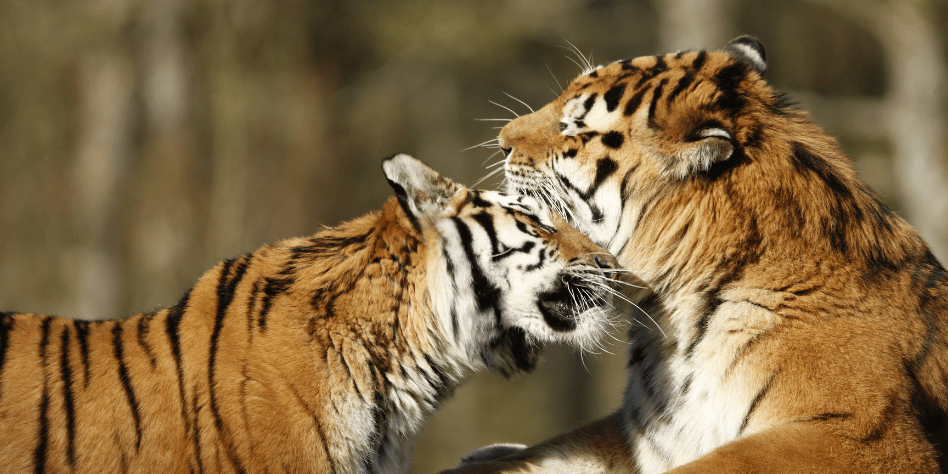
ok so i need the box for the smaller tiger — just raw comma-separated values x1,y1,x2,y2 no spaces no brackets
0,154,620,474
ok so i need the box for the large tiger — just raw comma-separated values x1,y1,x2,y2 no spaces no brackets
442,36,948,473
0,153,620,474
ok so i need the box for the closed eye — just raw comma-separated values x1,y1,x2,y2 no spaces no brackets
514,211,555,234
699,128,731,140
685,124,732,143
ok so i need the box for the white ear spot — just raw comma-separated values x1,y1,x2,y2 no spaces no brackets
723,35,767,75
729,43,765,72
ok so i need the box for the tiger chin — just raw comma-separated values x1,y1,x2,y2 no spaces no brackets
0,153,619,474
442,37,948,473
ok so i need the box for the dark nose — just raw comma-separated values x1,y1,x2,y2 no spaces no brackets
537,274,582,332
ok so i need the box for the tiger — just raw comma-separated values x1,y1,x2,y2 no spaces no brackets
0,153,621,474
441,36,948,473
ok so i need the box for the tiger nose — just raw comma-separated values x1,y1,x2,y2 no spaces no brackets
498,105,559,155
498,136,512,158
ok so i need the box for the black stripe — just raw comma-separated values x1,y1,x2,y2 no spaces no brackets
806,412,853,422
452,217,502,324
601,131,624,149
113,322,143,449
258,276,292,332
649,55,667,75
191,390,205,474
449,306,460,343
523,245,546,272
792,142,855,256
0,312,14,400
498,326,539,374
60,326,77,467
164,290,198,471
471,211,507,259
647,79,668,128
441,245,460,342
423,354,452,402
685,295,715,356
137,313,158,369
603,83,626,112
691,50,708,73
74,320,91,387
792,142,852,199
739,370,779,433
247,280,262,336
623,87,648,116
34,316,53,474
666,72,695,105
594,157,618,188
498,240,536,262
209,257,250,473
579,93,597,119
393,193,424,236
713,62,748,114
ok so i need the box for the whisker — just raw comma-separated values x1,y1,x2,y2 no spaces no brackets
562,54,586,73
480,149,504,166
503,92,535,113
562,38,594,72
546,84,562,99
489,247,514,258
475,118,514,122
488,100,521,118
546,64,563,91
486,159,507,169
462,138,501,152
472,165,506,188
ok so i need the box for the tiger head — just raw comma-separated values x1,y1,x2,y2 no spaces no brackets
498,36,902,298
382,154,620,376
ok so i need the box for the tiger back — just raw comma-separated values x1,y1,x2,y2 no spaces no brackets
0,154,619,474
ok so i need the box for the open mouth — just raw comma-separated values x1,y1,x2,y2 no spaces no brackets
537,274,607,332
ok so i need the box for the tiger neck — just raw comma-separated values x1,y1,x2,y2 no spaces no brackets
616,131,925,353
303,199,466,459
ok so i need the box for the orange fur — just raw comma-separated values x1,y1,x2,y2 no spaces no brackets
0,154,618,473
442,37,948,473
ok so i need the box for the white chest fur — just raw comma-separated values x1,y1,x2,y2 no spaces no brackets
625,296,784,472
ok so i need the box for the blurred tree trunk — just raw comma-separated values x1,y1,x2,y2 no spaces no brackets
131,0,200,310
655,0,734,51
71,51,134,320
803,0,948,262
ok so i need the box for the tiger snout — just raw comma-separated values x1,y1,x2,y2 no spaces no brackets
538,254,618,332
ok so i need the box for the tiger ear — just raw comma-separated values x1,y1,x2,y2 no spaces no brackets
665,127,734,179
723,35,766,75
382,153,464,221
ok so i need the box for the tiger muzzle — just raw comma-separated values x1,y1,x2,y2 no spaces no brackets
538,272,608,332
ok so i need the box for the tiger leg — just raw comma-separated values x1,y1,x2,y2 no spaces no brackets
666,420,939,474
438,412,635,474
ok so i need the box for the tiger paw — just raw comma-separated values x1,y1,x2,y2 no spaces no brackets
458,443,528,467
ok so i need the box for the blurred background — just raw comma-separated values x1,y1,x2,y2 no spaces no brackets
1,0,946,471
